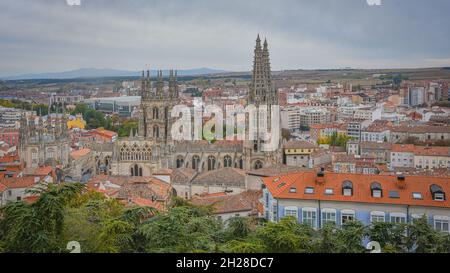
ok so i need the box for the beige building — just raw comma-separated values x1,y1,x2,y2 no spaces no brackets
283,140,318,168
413,146,450,170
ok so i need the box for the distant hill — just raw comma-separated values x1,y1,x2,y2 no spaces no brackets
1,67,227,80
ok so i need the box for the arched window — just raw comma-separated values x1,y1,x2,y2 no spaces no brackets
370,182,382,198
192,155,200,171
131,164,143,177
46,148,54,160
239,158,243,169
223,155,232,168
153,125,159,138
31,148,38,161
207,156,216,171
342,180,353,196
254,160,263,170
153,107,159,119
430,184,446,201
176,157,184,168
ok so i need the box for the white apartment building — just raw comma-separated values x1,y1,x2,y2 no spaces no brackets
281,106,331,130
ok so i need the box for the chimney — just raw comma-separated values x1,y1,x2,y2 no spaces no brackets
396,174,406,189
316,168,325,185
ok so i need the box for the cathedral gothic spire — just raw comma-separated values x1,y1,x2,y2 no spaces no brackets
156,70,164,98
249,34,276,106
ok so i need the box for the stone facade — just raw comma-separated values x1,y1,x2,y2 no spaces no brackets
109,36,282,177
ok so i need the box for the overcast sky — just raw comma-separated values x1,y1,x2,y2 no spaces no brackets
1,0,450,76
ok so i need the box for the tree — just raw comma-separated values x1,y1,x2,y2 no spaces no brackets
407,216,447,253
226,217,252,239
117,119,139,137
335,221,366,253
255,217,314,253
137,206,223,253
0,183,84,253
367,222,407,253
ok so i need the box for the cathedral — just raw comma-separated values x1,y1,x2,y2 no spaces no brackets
19,110,71,169
109,35,282,177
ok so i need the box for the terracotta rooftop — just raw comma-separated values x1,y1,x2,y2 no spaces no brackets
87,175,172,211
360,142,392,150
92,129,117,138
153,168,173,175
0,182,7,192
70,148,92,160
191,168,247,187
23,166,53,177
0,177,36,189
191,190,262,215
392,144,416,153
263,171,450,208
283,140,317,149
392,144,450,156
171,167,197,185
247,164,307,177
391,125,450,134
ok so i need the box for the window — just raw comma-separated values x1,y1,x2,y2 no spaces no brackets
207,156,216,171
321,209,336,226
302,208,317,228
289,187,297,193
272,204,278,221
284,206,298,218
176,157,184,168
371,182,382,198
325,188,333,195
192,155,200,171
412,192,423,199
370,211,385,223
223,155,232,168
153,125,160,138
411,214,424,223
434,216,450,233
434,193,445,201
390,213,406,223
430,184,446,201
342,180,353,196
341,210,355,224
254,160,263,170
305,187,314,194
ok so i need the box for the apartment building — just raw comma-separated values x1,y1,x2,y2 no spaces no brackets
263,171,450,233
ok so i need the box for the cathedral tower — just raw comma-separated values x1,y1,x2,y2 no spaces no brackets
244,35,281,170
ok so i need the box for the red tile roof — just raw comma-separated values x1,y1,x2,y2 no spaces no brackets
263,171,450,208
191,190,262,214
283,140,317,149
0,182,7,192
0,177,36,189
33,166,53,176
70,148,91,160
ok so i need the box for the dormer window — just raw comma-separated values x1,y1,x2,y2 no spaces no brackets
342,180,353,196
430,184,446,201
371,182,382,198
305,187,314,194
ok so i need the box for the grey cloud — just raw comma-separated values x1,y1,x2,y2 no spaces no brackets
0,0,449,76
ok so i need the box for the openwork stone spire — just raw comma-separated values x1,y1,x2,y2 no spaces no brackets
248,35,276,106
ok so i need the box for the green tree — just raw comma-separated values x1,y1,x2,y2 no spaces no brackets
255,217,314,253
0,183,84,253
367,222,407,253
